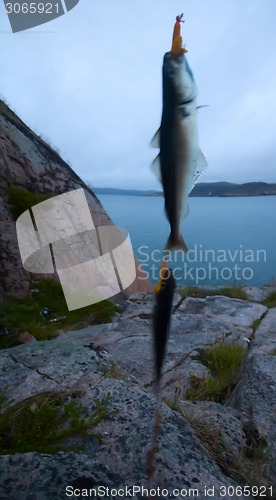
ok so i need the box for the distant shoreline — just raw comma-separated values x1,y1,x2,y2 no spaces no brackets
93,182,276,197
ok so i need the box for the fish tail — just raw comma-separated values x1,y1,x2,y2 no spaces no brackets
166,232,188,253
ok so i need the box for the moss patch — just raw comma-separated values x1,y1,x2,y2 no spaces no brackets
4,187,53,220
186,342,247,403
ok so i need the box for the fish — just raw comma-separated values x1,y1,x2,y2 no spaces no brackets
153,267,176,387
151,16,207,252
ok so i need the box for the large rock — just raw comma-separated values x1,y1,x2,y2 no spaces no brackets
0,335,250,500
250,307,276,355
177,296,267,336
0,292,274,497
93,295,267,398
226,310,276,485
0,99,152,300
180,400,247,456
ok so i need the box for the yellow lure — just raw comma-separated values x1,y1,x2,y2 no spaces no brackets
171,17,188,54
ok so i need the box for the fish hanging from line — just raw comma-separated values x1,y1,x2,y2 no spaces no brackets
151,14,208,252
148,15,207,480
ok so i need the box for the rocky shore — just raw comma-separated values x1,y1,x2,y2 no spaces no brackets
0,290,275,500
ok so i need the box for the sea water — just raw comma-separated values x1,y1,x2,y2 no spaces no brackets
98,194,276,287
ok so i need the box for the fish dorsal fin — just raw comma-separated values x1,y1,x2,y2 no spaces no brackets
150,128,160,149
151,154,162,182
189,150,208,193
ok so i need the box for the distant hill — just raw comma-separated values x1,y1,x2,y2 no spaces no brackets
93,187,159,196
190,181,276,197
94,182,276,197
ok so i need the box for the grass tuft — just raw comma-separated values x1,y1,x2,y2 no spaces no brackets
262,291,276,308
219,287,248,300
179,408,269,490
186,342,247,403
0,389,116,454
103,363,126,380
178,286,248,301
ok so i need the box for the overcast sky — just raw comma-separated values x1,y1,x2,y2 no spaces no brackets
1,0,276,189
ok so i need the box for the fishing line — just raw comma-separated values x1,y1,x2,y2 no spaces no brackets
146,383,162,482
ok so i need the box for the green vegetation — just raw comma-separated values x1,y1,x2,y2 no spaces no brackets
262,291,276,308
0,389,115,454
4,187,53,219
186,342,247,403
251,311,267,333
178,286,217,299
220,287,248,300
251,318,262,333
178,286,248,301
0,278,119,349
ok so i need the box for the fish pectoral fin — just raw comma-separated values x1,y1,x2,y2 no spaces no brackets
197,105,210,111
150,128,161,148
189,150,208,193
151,154,162,183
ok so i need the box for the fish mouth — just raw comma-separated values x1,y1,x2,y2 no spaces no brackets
164,51,185,62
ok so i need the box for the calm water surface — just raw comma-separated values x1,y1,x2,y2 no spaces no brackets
98,194,276,287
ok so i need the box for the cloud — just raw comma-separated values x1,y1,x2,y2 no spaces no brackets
0,0,275,188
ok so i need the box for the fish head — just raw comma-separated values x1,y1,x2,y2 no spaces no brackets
163,52,197,105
